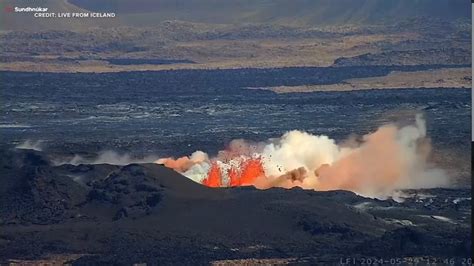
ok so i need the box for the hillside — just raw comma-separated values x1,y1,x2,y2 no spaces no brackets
71,0,470,26
0,0,116,31
0,148,471,264
0,0,470,31
0,0,470,73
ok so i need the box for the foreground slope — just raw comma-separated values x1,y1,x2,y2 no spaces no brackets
0,149,470,264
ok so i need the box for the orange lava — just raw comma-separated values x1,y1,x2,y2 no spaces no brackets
239,158,265,186
203,158,265,188
202,162,222,187
228,168,240,187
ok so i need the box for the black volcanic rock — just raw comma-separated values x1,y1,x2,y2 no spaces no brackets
86,164,167,220
333,48,471,66
0,149,471,264
0,149,89,225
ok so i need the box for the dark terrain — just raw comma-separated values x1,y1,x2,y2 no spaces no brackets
1,67,471,181
0,148,471,265
0,66,471,264
0,1,471,263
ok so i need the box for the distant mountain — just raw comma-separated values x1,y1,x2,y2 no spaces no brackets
0,0,470,31
70,0,470,26
0,0,118,31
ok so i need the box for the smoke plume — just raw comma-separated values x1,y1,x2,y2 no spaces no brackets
55,150,160,166
158,114,450,198
16,140,43,151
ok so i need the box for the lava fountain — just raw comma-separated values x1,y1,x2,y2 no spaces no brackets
156,115,450,198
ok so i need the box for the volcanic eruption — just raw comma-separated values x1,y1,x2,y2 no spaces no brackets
157,114,450,198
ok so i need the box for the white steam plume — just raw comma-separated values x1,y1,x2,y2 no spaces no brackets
159,114,451,198
15,140,43,151
54,150,160,166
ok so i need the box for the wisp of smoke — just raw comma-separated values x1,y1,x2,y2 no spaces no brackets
55,150,160,166
16,140,43,151
158,114,450,198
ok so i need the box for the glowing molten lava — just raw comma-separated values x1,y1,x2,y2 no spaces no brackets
156,114,450,198
202,162,222,187
238,158,265,186
228,158,265,187
201,158,265,187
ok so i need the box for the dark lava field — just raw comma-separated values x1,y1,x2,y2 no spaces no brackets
0,148,471,264
0,65,470,157
0,66,471,264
